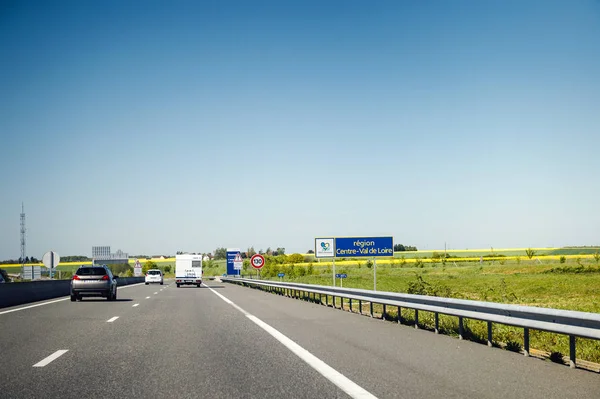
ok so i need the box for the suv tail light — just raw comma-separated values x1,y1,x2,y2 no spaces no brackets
102,275,109,280
72,275,80,280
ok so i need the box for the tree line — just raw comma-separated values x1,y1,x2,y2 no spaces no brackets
0,255,93,264
212,247,286,260
0,256,40,264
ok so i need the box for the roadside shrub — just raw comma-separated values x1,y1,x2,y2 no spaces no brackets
111,263,133,276
366,260,373,269
407,274,452,297
142,261,157,274
515,257,521,265
594,252,600,264
287,253,304,264
164,265,171,273
306,263,314,275
505,341,522,353
414,258,423,268
544,265,600,274
559,256,566,264
549,351,565,364
525,248,536,259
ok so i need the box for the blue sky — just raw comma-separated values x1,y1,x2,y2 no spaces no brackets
1,0,599,259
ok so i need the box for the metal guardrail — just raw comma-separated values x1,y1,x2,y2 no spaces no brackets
222,277,600,370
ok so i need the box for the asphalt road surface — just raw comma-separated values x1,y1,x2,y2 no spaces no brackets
0,281,598,399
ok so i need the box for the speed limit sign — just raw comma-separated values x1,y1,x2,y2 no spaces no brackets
250,254,265,269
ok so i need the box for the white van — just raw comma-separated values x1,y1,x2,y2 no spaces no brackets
175,254,203,288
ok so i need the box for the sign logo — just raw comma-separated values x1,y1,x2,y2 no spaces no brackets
315,238,335,258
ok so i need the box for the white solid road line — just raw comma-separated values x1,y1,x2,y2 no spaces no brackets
133,304,139,307
0,298,69,315
0,282,147,316
204,285,378,399
107,316,119,323
33,350,69,367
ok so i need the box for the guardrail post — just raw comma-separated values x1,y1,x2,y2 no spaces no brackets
349,298,352,313
340,297,344,310
415,310,419,329
458,317,464,340
524,328,530,357
326,294,329,307
382,304,386,320
434,312,439,334
359,300,362,315
319,293,322,304
397,306,402,324
370,302,373,318
487,322,492,347
333,296,336,308
569,335,576,369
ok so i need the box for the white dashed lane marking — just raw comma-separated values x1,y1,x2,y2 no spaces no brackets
33,350,68,367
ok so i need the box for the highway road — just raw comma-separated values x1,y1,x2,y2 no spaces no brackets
0,280,598,398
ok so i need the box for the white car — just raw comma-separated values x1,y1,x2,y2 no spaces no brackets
145,269,163,285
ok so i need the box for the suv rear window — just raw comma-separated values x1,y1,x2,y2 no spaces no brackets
76,267,107,276
148,270,161,275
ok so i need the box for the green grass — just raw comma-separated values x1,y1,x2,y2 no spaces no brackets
263,258,600,363
547,247,600,255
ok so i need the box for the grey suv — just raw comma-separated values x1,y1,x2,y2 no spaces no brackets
71,265,118,301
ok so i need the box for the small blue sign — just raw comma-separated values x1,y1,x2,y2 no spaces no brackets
334,236,394,258
336,273,347,278
278,273,285,277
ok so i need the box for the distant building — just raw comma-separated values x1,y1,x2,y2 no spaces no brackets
92,246,111,259
92,246,129,266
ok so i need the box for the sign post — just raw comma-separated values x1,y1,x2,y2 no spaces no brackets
335,273,347,287
42,251,60,279
374,258,377,291
314,238,335,286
